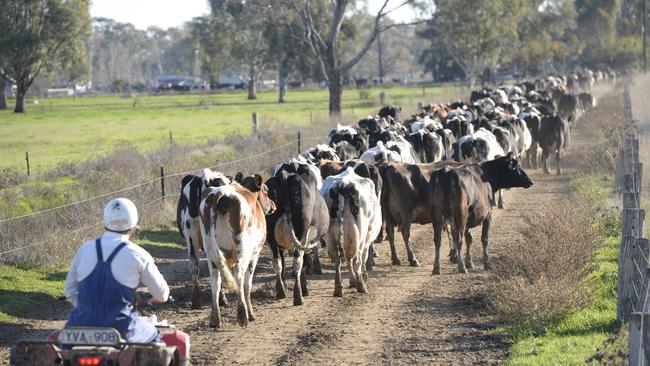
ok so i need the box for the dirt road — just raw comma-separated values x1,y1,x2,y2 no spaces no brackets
2,88,611,364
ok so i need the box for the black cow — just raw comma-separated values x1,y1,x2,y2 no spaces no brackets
557,93,578,124
406,130,444,163
538,115,570,175
333,140,359,160
431,153,533,274
378,105,402,121
265,164,329,306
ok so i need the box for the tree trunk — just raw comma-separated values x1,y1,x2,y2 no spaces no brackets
328,74,343,116
14,82,26,113
278,75,286,103
248,77,257,100
0,76,7,110
377,32,384,84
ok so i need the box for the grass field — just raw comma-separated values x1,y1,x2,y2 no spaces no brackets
0,85,457,171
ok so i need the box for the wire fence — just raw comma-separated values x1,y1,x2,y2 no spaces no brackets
617,83,650,365
0,134,322,265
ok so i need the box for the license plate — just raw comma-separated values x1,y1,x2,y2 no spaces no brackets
58,327,120,345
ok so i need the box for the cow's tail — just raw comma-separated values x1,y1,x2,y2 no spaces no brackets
336,188,346,258
287,177,307,250
207,192,239,292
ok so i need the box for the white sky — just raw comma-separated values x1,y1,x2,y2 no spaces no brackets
90,0,419,30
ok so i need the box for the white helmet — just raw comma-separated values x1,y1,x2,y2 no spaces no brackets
103,198,138,231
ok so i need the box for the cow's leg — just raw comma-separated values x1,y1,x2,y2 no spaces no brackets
482,216,492,270
401,222,420,267
207,259,221,328
188,238,201,309
361,242,370,282
235,263,248,328
464,229,475,269
353,255,368,293
433,222,443,275
244,255,259,322
348,259,357,288
304,250,313,275
542,150,550,175
272,249,287,300
497,189,505,209
292,249,305,306
447,225,458,263
365,243,376,272
333,254,343,297
453,225,467,274
311,245,323,275
387,222,401,265
556,150,562,175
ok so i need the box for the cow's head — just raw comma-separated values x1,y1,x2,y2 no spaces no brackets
482,153,533,190
241,174,276,215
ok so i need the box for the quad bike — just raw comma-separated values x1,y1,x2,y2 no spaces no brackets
10,294,190,366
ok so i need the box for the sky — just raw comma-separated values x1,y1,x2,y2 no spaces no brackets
90,0,419,30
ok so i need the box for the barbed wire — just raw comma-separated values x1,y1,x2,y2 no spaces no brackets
0,136,323,225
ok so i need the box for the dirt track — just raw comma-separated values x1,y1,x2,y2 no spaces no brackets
0,85,616,365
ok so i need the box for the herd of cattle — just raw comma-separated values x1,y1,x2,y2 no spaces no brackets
176,72,606,328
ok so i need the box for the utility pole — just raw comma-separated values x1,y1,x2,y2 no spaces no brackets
377,32,384,84
642,0,648,74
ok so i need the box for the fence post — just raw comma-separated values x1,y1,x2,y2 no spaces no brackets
169,131,173,146
417,102,423,112
297,132,301,155
629,312,650,365
380,91,386,105
160,166,166,202
310,111,313,124
619,208,646,321
252,112,258,132
25,151,30,177
422,86,425,97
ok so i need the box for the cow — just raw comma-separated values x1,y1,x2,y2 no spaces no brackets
321,167,382,296
378,105,401,121
360,141,403,163
380,160,463,266
199,174,275,328
176,168,231,309
328,124,369,155
519,108,542,169
302,144,340,163
406,129,444,163
538,115,570,175
265,166,329,305
557,93,579,124
333,140,359,160
431,153,533,274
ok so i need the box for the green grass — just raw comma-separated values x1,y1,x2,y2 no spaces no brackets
0,226,183,321
503,175,621,365
0,85,454,171
0,266,67,322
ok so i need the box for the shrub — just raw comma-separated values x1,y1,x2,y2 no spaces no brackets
490,198,603,325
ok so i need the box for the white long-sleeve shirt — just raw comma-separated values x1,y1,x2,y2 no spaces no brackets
64,231,170,307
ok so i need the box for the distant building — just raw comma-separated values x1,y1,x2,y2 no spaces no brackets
156,75,202,92
211,71,246,90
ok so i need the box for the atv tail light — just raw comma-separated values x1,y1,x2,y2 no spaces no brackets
76,355,103,365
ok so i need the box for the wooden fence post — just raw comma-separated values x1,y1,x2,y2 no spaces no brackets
252,112,258,132
629,312,650,365
297,132,301,155
25,151,30,177
380,91,386,105
417,102,423,112
160,166,166,202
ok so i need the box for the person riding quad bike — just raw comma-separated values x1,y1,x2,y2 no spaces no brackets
11,198,190,365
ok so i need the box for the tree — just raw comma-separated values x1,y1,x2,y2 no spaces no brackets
286,0,420,115
210,0,274,100
575,0,622,67
0,0,91,113
431,0,524,89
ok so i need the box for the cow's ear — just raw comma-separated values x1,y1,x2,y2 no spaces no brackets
507,151,514,159
254,174,263,189
234,172,244,183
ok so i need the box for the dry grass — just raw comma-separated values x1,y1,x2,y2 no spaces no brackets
490,199,604,325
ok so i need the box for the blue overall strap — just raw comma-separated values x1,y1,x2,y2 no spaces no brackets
106,242,127,263
95,239,104,262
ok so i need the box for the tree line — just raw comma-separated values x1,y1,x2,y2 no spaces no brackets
0,0,645,114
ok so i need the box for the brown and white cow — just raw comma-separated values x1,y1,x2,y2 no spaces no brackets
199,174,275,328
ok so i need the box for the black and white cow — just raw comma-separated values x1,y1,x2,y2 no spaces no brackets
176,168,231,309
